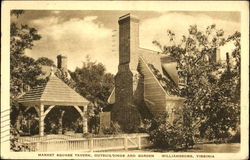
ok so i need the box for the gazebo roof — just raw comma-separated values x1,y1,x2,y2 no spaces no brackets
18,74,89,106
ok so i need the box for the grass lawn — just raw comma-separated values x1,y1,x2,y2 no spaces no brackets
188,143,240,153
135,143,240,153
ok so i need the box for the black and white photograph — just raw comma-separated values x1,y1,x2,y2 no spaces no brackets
1,1,249,159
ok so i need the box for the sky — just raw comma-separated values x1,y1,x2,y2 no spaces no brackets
12,10,240,74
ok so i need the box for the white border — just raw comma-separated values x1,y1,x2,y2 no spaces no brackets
1,1,249,159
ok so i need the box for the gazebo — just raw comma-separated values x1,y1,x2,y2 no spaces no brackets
18,73,89,136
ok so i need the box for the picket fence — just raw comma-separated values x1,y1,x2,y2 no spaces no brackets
19,133,151,152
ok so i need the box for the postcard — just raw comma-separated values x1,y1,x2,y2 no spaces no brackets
1,1,249,159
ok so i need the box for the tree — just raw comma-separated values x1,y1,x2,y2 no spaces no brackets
153,25,240,141
70,57,114,112
69,57,114,134
10,10,42,97
35,57,55,66
10,10,44,126
10,11,115,135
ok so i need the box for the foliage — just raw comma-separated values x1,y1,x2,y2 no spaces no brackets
146,113,194,150
10,125,34,152
21,113,39,135
11,10,24,18
9,11,113,137
44,106,82,134
73,117,84,133
228,129,240,143
10,10,42,91
35,57,55,66
153,25,240,141
10,11,79,134
55,69,76,88
70,57,114,112
10,23,41,56
88,112,100,134
102,122,122,135
68,58,115,133
10,10,45,127
10,55,45,99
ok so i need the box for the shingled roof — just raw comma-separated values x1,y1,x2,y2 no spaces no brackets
18,74,89,106
138,48,163,74
107,49,180,104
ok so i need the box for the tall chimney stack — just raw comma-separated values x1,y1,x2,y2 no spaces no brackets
111,14,141,131
57,55,67,70
118,13,139,71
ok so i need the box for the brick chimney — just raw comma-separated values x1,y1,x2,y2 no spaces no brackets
111,14,141,131
57,55,67,70
118,13,139,71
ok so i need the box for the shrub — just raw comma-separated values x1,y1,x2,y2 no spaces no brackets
10,125,34,151
102,122,122,135
46,122,59,134
228,129,240,143
146,113,194,150
88,114,100,134
73,117,83,133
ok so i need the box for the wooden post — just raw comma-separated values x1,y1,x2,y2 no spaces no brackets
59,110,65,134
124,136,128,150
39,104,44,136
138,135,141,150
36,141,40,151
90,138,94,152
16,111,22,132
28,117,31,135
83,106,88,134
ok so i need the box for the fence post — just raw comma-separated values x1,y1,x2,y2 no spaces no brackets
90,138,94,152
138,135,141,150
124,136,128,150
37,142,40,152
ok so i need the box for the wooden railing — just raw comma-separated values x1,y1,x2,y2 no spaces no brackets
19,133,83,143
19,133,151,152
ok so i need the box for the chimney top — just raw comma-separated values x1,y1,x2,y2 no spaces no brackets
57,54,67,70
118,13,139,24
57,54,67,59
